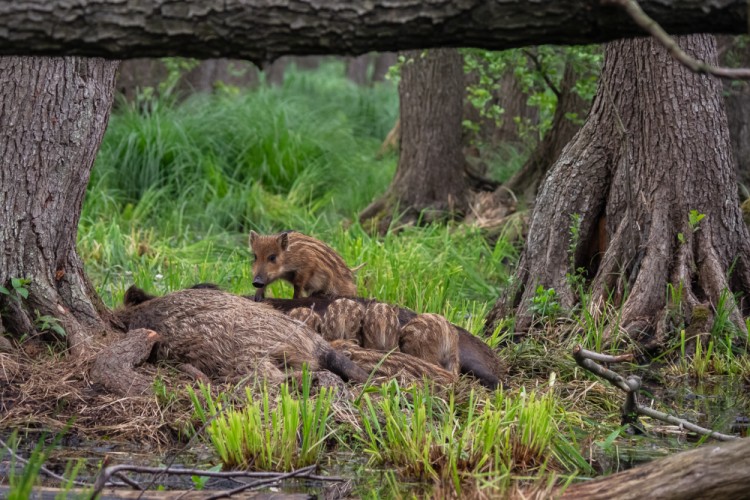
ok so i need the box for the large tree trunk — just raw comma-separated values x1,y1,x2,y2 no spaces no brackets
360,48,467,232
0,57,120,357
485,35,750,349
0,1,745,61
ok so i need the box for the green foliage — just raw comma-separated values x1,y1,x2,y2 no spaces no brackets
688,210,706,232
0,277,30,302
461,45,601,142
529,286,561,324
188,368,334,471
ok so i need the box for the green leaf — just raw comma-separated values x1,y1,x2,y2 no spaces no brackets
0,286,9,295
16,287,29,299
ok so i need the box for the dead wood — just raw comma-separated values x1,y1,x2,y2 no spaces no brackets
573,345,737,441
90,328,161,396
562,437,750,499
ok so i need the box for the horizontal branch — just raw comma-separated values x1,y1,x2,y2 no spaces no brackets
0,1,745,61
609,0,750,80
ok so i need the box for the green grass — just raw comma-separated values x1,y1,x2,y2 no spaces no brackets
189,369,333,471
70,61,750,497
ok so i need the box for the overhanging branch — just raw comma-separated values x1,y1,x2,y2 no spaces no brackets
607,0,750,80
0,1,745,60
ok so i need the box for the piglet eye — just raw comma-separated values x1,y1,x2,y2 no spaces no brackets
268,254,277,263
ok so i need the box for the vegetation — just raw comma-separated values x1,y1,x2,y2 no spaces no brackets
2,59,749,497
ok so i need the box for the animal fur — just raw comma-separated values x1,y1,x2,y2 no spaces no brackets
399,313,460,375
361,302,400,352
320,298,364,342
116,287,368,384
125,284,503,389
249,230,357,300
288,307,322,333
330,340,456,386
262,296,504,389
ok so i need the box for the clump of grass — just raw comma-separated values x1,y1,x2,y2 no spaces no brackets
357,380,590,496
188,369,333,471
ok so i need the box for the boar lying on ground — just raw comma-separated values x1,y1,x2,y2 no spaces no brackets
119,286,461,386
117,288,368,384
126,285,502,389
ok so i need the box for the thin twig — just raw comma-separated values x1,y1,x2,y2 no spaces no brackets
90,463,343,498
522,48,562,98
573,345,634,364
604,0,750,80
0,436,91,488
573,345,738,441
205,465,317,500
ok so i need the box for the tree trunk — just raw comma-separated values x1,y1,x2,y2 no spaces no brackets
485,35,750,349
346,54,372,85
0,56,120,358
503,62,588,203
116,59,259,100
561,437,750,500
360,48,467,232
0,1,745,61
372,53,398,82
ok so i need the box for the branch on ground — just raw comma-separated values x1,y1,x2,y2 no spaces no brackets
572,345,738,441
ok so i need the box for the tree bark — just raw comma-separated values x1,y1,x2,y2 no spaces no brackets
561,437,750,500
485,35,750,349
360,48,467,232
0,1,745,61
0,56,120,357
346,54,372,85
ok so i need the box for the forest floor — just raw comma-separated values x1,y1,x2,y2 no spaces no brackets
1,63,749,498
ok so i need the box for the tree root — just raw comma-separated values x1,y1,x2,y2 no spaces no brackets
89,328,160,396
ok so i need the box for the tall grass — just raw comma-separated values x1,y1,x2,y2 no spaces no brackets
80,62,515,327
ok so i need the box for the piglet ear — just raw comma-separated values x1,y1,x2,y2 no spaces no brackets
278,232,289,251
249,230,259,247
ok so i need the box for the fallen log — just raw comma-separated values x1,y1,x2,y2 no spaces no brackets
562,437,750,499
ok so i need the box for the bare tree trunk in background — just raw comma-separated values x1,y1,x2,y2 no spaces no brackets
263,56,322,86
717,36,750,193
360,48,468,233
181,59,259,92
372,53,398,82
117,59,259,99
264,57,288,86
0,57,120,358
346,54,372,85
485,35,750,351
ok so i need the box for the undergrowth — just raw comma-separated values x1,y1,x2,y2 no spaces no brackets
25,61,740,496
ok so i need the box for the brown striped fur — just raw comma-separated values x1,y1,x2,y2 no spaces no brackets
116,287,368,384
321,298,364,342
361,302,400,352
399,313,460,375
249,230,357,300
288,307,322,333
330,339,456,386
